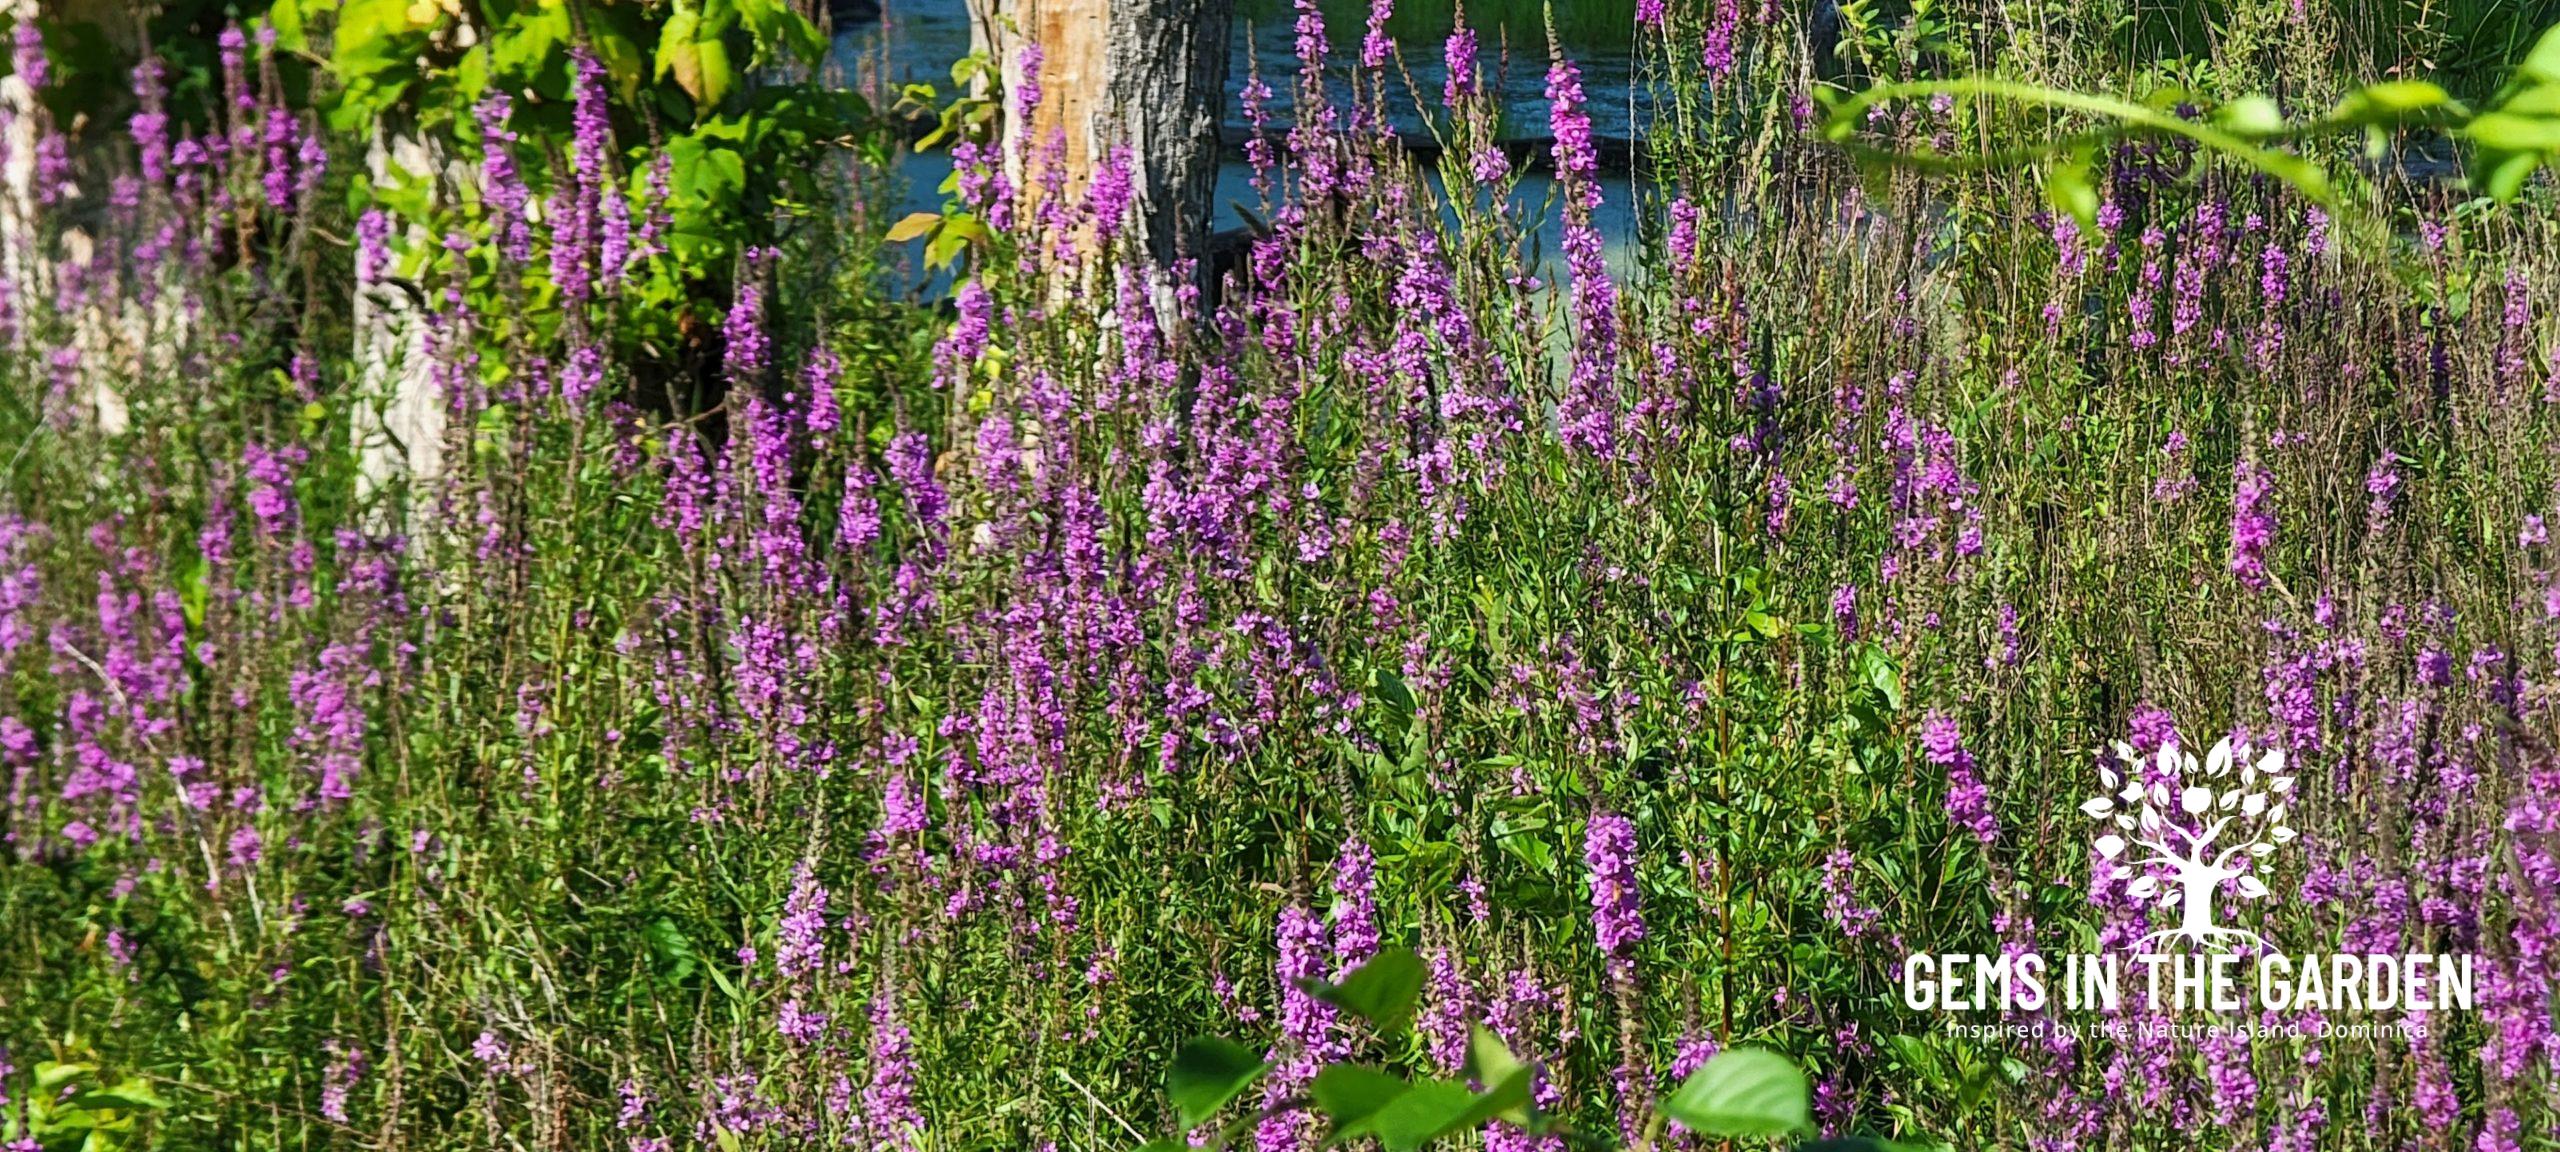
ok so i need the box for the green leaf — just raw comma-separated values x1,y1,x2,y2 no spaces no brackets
1165,1037,1268,1129
703,952,745,1002
2464,111,2560,154
2504,83,2560,118
924,225,969,270
1659,1048,1813,1139
1341,1078,1472,1151
1302,947,1425,1031
643,916,699,982
1856,644,1903,710
452,42,492,102
268,0,311,54
1459,1028,1535,1128
2330,80,2454,124
1441,1067,1535,1136
668,134,747,207
655,4,737,112
2476,148,2541,203
33,1063,94,1093
588,7,654,101
490,3,572,83
1332,1066,1534,1151
883,211,942,244
1311,1064,1411,1131
2520,23,2560,86
654,7,701,81
736,0,828,65
178,553,209,630
2042,153,2097,235
2212,94,2285,137
64,1079,171,1113
1463,1026,1523,1087
1825,75,2335,204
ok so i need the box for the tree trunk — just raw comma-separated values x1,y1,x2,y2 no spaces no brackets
964,0,1231,268
2,0,148,434
351,130,449,521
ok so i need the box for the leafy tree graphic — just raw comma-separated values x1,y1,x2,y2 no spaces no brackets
2082,736,2295,952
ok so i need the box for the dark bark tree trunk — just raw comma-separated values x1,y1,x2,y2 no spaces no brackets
965,0,1231,268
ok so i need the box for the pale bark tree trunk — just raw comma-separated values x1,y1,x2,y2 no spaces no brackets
2,0,147,434
0,0,39,307
351,130,448,520
964,0,1231,268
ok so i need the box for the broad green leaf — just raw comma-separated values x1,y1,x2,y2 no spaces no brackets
2504,83,2560,118
34,1062,94,1093
2330,80,2453,123
2464,111,2560,153
65,1079,172,1113
2212,94,2284,137
656,5,737,111
655,7,703,84
1342,1077,1473,1151
1659,1048,1812,1139
736,0,828,65
691,38,738,110
2475,148,2541,202
490,3,571,82
1459,1028,1534,1127
1311,1064,1411,1131
1439,1067,1534,1136
2043,154,2097,234
269,0,311,53
884,211,942,244
1165,1037,1268,1129
2521,23,2560,85
1302,947,1425,1031
1463,1026,1523,1086
1856,645,1903,710
1333,1066,1534,1151
924,226,969,270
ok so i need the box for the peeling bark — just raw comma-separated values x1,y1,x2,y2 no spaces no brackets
965,0,1231,267
351,131,449,521
2,0,147,435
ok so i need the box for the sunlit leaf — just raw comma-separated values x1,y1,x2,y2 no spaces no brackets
1660,1048,1812,1139
1302,947,1426,1032
1166,1037,1268,1129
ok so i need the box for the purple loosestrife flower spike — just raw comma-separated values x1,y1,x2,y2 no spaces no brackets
1442,28,1479,106
355,210,392,284
1361,0,1394,69
1585,810,1645,960
1331,836,1378,971
1922,711,1997,844
11,21,43,91
862,993,923,1150
2230,457,2275,589
1547,59,1622,461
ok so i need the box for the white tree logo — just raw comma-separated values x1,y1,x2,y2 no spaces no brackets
2080,736,2295,952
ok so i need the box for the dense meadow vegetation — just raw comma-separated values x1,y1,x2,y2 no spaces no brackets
4,0,2559,1149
